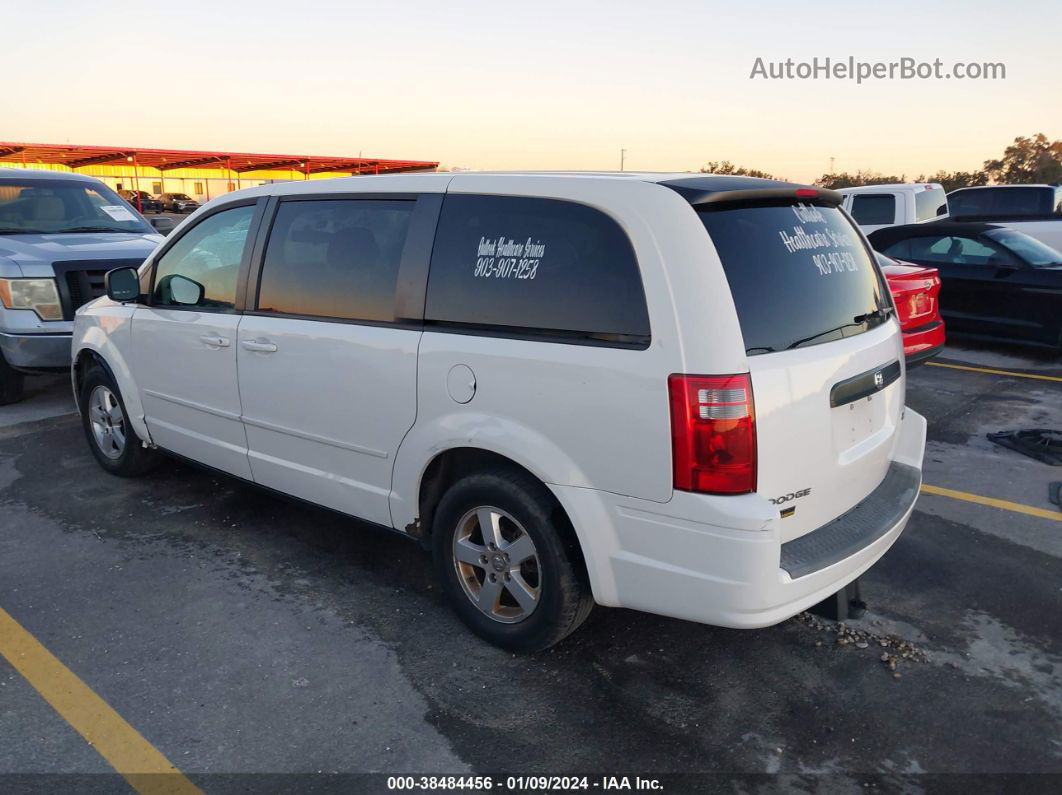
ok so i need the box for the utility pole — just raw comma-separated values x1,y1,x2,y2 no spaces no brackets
620,149,627,172
829,156,835,173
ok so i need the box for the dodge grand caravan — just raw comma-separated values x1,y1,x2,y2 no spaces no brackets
0,168,163,404
71,173,926,651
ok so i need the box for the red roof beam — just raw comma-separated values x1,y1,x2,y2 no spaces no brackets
378,163,436,174
155,156,227,171
306,160,377,174
65,151,135,168
231,158,307,173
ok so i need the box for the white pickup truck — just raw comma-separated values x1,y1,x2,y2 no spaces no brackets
839,183,949,235
947,184,1062,251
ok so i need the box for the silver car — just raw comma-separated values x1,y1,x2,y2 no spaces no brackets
0,168,166,404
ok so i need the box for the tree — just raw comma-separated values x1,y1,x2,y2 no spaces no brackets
983,133,1062,184
914,170,989,193
699,160,781,180
815,170,905,189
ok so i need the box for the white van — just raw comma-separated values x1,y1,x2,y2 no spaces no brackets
71,173,926,650
840,183,948,234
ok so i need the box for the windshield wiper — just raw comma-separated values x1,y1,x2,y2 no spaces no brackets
0,227,49,235
52,226,140,234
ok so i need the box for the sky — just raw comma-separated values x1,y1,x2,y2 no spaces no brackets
5,0,1061,183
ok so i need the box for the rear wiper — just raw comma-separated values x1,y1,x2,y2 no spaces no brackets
53,226,139,234
853,306,895,324
787,306,896,351
786,322,862,350
746,346,777,354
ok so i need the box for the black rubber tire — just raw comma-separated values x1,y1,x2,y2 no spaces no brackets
79,365,160,477
432,468,593,652
0,354,25,406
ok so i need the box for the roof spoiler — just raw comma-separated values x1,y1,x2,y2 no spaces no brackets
664,183,844,208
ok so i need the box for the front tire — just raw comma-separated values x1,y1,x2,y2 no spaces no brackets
432,469,593,651
0,354,25,405
79,365,160,477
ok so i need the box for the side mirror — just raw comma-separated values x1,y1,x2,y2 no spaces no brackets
104,267,141,303
157,274,205,306
149,216,176,235
989,255,1021,270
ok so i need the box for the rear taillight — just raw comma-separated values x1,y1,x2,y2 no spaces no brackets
668,374,756,495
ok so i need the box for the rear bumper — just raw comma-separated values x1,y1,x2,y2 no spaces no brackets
0,331,72,369
551,408,927,628
901,321,945,366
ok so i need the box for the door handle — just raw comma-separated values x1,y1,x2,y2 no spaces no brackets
241,339,278,353
199,334,230,348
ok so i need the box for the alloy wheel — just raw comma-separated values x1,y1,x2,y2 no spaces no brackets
88,385,126,460
452,506,542,623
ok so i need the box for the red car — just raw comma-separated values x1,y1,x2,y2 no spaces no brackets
877,252,945,366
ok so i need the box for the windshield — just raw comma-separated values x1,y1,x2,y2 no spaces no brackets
0,178,154,234
699,202,889,354
984,228,1062,266
172,194,192,200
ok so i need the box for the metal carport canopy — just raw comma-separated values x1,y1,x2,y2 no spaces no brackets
0,141,438,174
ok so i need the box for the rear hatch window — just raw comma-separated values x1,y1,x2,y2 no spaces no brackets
949,187,1053,219
698,202,889,355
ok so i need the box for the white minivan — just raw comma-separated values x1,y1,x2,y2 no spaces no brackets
72,173,926,650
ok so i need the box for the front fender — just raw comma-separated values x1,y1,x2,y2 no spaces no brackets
73,307,152,444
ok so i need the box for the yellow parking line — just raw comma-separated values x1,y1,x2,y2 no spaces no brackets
0,607,201,795
926,361,1062,383
920,484,1061,521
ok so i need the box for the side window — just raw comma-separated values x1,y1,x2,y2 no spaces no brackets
920,236,1002,266
424,195,650,344
885,235,950,262
256,199,413,322
924,236,956,260
881,239,911,260
850,194,896,226
953,237,1001,264
152,204,254,309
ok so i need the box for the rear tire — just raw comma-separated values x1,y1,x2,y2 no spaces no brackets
79,365,160,477
0,354,25,406
432,468,593,652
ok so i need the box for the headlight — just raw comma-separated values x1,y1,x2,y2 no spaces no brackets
0,278,63,321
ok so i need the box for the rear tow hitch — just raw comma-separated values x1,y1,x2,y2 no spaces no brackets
809,578,867,622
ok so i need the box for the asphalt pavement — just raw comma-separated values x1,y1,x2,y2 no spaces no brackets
1,342,1060,790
